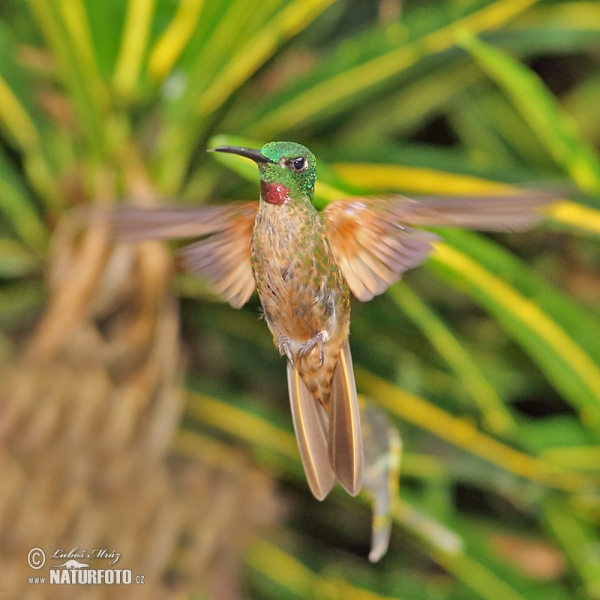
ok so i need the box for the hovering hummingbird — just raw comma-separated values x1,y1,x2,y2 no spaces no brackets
110,141,551,500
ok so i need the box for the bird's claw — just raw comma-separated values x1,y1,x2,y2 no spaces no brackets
278,335,295,365
297,331,329,368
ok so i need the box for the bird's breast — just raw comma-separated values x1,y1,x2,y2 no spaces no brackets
250,203,349,348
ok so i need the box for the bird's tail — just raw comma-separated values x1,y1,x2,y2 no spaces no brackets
287,341,363,499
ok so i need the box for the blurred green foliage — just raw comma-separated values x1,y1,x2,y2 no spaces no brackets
1,0,600,598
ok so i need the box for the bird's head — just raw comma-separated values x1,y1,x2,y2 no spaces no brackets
212,141,317,205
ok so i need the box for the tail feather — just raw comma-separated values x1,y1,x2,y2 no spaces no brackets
287,362,336,500
328,341,363,496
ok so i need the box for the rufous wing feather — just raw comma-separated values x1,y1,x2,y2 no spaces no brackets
323,199,440,301
106,201,259,308
328,341,363,496
287,362,336,500
323,191,553,301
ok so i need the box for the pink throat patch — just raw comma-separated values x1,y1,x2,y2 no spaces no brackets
261,181,291,205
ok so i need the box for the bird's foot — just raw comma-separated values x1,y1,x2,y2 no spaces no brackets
297,331,330,368
278,335,295,365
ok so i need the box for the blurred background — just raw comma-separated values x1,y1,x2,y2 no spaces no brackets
1,0,600,598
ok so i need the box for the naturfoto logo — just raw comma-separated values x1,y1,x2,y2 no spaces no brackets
27,546,145,586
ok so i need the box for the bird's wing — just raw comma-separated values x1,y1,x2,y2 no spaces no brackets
328,340,363,496
108,201,259,308
287,362,336,500
322,198,440,301
107,202,257,240
323,192,552,301
383,191,552,231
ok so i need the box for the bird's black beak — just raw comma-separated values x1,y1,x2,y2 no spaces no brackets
209,146,271,163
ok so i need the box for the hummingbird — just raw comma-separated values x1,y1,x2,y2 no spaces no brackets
110,141,551,500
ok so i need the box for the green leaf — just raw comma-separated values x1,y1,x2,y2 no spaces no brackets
0,19,61,210
460,33,600,192
0,281,44,324
564,72,600,147
27,0,110,157
0,144,47,252
0,238,42,276
231,0,543,137
389,282,516,435
356,368,591,492
112,0,157,98
543,496,600,597
430,231,600,438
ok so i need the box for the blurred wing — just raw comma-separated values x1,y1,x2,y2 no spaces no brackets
108,201,258,241
323,198,440,301
108,201,259,308
287,362,336,500
389,191,553,231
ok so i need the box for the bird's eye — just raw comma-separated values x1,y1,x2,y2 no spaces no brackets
288,157,307,172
